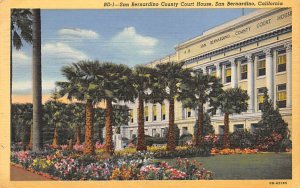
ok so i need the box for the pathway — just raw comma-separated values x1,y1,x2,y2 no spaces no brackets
10,165,53,181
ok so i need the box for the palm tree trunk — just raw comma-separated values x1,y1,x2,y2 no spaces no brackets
223,112,230,148
32,9,42,152
195,104,204,147
75,125,81,145
84,99,94,154
52,125,58,148
68,138,73,150
167,97,176,151
105,98,114,155
137,95,147,151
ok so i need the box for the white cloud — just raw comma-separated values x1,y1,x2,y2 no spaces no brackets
12,50,30,64
58,28,99,39
42,42,89,62
111,27,159,56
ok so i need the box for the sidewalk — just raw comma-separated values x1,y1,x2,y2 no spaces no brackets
10,165,53,181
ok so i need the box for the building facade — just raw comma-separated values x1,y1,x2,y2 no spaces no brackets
120,8,292,141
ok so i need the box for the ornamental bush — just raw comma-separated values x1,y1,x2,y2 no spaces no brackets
229,130,255,149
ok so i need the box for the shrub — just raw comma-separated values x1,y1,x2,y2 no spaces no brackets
178,133,193,146
229,130,255,149
152,147,209,159
130,135,166,146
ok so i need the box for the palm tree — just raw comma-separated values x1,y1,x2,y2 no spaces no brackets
153,62,191,151
178,70,223,146
32,9,42,152
98,63,135,155
11,9,32,144
67,103,86,145
43,100,67,148
56,61,104,154
218,88,249,148
132,66,156,151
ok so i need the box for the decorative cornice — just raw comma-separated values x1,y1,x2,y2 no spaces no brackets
184,25,291,65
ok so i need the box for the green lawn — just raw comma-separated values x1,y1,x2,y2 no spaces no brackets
158,153,292,180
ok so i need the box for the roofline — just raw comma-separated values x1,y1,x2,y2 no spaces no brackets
175,8,284,50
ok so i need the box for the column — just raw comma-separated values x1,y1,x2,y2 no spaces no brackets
230,59,238,88
215,63,221,79
285,42,292,108
264,48,274,102
246,54,254,112
208,67,212,75
222,64,226,84
215,63,221,115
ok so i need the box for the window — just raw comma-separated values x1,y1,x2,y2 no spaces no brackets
161,103,166,120
225,65,231,83
257,56,266,77
257,87,266,110
152,129,157,137
145,129,148,135
277,84,286,108
153,104,157,121
186,108,192,118
277,50,286,73
234,124,244,132
161,128,165,137
129,109,134,123
241,63,247,80
219,125,225,135
144,106,149,121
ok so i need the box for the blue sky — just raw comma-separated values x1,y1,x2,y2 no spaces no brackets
12,9,256,96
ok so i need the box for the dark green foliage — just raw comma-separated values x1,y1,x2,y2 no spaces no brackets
255,89,291,152
11,9,33,50
11,102,129,146
229,130,255,149
11,103,33,146
193,112,215,136
218,87,249,115
130,135,167,146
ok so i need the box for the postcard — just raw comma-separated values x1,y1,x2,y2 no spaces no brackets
0,0,299,187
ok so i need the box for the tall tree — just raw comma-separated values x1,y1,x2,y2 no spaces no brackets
152,62,191,151
178,70,223,147
11,9,32,144
258,89,289,136
56,61,104,154
132,66,156,151
218,88,249,148
32,9,42,152
98,63,135,155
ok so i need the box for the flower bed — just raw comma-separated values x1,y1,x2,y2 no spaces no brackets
210,148,258,156
11,146,213,180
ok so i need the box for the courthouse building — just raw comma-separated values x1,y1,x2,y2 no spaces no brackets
120,8,292,141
